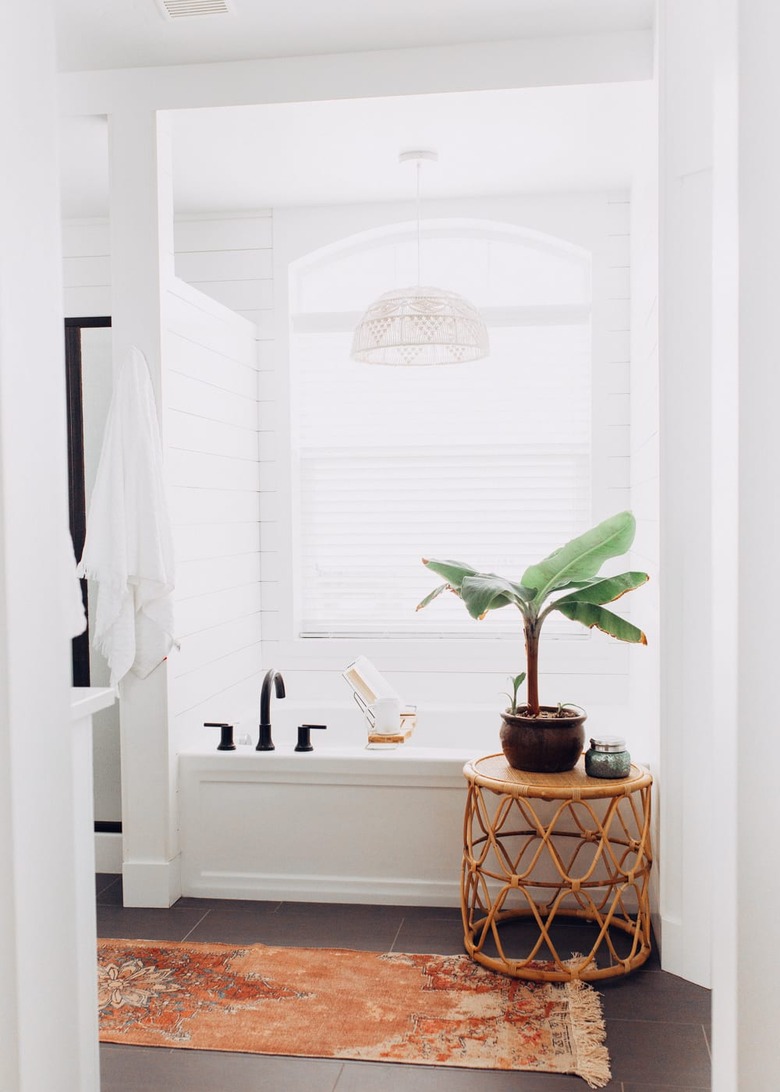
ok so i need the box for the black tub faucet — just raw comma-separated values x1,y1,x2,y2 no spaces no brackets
257,669,285,751
295,724,327,752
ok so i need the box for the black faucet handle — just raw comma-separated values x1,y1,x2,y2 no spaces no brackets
205,722,236,751
295,723,327,752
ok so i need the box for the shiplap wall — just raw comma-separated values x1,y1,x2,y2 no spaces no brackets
173,213,274,338
63,211,274,323
163,278,262,752
62,219,112,316
62,212,273,803
172,217,273,749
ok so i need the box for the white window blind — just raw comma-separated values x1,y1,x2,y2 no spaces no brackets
290,225,592,638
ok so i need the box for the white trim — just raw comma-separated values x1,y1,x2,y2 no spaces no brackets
122,855,182,908
70,686,116,721
94,832,123,874
658,913,687,981
182,870,461,907
59,34,654,117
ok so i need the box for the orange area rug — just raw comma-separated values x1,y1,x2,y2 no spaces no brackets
98,937,610,1088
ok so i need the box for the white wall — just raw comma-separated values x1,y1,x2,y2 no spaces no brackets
710,0,739,1083
657,0,715,989
629,63,660,928
262,191,645,749
730,1,780,1086
174,212,274,337
0,2,94,1087
163,277,262,753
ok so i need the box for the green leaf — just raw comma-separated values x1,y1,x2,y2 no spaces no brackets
415,583,454,611
554,600,648,644
460,574,530,620
554,571,649,608
503,672,527,714
521,512,637,607
552,578,602,593
421,558,478,589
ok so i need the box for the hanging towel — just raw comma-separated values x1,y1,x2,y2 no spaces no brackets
77,346,178,685
64,529,87,638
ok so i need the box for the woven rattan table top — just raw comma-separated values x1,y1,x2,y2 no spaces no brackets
463,753,652,800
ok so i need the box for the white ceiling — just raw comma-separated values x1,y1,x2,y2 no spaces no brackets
55,0,655,218
59,82,654,218
54,0,653,72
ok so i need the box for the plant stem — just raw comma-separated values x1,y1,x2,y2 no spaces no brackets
525,620,540,716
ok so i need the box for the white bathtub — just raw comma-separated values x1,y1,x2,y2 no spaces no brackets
177,703,497,906
178,702,631,907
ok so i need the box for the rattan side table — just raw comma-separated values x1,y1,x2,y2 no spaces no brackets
461,753,653,982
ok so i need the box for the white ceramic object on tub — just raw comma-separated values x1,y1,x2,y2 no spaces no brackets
371,696,402,734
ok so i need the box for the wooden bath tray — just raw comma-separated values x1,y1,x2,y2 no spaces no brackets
367,713,416,745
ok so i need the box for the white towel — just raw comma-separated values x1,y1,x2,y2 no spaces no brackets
77,346,178,685
65,529,87,638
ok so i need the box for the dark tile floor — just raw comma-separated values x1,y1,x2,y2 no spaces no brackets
96,874,711,1091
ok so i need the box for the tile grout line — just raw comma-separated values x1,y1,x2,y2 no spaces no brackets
180,909,212,942
388,918,405,952
703,1021,712,1060
97,876,121,898
330,1062,346,1091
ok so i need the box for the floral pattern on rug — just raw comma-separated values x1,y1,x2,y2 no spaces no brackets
98,941,311,1045
98,959,181,1010
97,938,610,1087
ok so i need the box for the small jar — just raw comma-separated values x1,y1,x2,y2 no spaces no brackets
585,735,631,779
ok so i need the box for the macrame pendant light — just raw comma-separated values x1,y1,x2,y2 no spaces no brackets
351,151,489,366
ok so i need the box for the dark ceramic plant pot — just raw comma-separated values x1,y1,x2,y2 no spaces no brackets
499,705,587,773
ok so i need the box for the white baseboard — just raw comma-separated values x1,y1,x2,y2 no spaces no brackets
122,855,182,908
659,913,711,987
181,869,462,908
94,832,122,874
651,909,662,958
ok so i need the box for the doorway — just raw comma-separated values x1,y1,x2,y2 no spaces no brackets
64,315,122,836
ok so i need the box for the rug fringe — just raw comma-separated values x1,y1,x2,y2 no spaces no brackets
567,978,612,1089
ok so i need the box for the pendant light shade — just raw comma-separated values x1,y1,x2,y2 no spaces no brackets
351,285,489,366
351,151,489,366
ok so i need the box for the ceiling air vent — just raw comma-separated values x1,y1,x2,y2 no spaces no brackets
156,0,234,19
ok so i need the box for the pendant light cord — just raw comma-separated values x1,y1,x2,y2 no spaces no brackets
416,159,422,287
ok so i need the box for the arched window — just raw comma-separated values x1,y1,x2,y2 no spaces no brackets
289,219,592,637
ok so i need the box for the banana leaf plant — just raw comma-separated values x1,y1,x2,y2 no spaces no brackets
416,511,648,717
